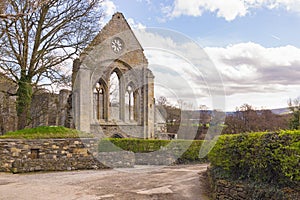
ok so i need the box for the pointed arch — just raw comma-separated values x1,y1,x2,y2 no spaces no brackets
109,68,124,121
110,67,123,80
111,133,124,138
113,59,133,71
93,78,108,120
125,82,140,122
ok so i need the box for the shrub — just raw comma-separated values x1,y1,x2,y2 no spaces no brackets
208,130,300,187
99,138,171,152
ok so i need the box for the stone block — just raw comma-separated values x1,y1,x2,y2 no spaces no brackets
11,147,21,153
73,148,88,156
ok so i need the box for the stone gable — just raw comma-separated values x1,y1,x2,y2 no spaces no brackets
82,12,144,57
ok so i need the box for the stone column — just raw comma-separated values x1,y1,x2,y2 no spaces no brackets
104,87,109,121
119,76,125,121
76,66,91,133
146,69,155,138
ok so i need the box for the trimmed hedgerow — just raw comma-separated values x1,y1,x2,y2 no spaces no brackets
99,138,171,153
208,130,300,187
98,139,208,163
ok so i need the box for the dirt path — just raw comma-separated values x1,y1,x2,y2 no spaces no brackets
0,164,211,200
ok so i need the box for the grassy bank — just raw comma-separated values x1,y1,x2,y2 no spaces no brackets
0,126,93,139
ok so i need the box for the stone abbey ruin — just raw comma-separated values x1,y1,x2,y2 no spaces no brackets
72,12,156,138
0,13,166,138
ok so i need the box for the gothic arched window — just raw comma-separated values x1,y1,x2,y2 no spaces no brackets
125,85,134,121
94,81,106,120
109,71,120,120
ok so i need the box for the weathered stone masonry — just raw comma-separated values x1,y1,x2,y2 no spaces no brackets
0,138,107,173
207,168,300,200
0,138,190,173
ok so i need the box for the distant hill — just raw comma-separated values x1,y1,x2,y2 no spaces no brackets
224,108,291,116
181,108,291,116
270,108,291,115
226,108,290,115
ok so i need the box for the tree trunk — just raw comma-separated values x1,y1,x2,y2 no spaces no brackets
16,76,32,130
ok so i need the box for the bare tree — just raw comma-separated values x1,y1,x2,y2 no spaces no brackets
0,0,7,16
223,104,289,134
0,0,104,129
0,1,53,20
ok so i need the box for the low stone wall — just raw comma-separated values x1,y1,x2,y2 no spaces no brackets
0,138,108,173
98,151,135,168
0,138,202,173
207,167,300,200
209,179,248,200
11,157,103,173
135,151,176,165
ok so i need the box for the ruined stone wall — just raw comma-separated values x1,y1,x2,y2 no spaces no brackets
0,138,107,173
0,74,17,135
30,90,71,128
74,12,156,138
0,93,17,135
0,87,71,134
0,73,72,134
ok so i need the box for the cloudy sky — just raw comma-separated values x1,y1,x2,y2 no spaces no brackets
100,0,300,111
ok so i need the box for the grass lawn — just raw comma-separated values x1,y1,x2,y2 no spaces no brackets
0,126,93,139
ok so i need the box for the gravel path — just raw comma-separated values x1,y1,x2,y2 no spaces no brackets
0,164,210,200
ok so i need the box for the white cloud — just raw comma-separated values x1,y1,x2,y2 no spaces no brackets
127,18,147,30
130,27,300,110
99,0,117,26
136,0,151,4
170,0,247,21
133,28,225,110
101,0,117,18
204,42,300,110
165,0,300,21
205,42,300,95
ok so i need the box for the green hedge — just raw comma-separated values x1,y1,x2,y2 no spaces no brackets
98,139,208,163
208,130,300,187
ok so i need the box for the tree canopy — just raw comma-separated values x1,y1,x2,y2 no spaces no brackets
0,0,104,129
288,97,300,130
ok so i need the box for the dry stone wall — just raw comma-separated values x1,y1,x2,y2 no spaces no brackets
0,137,189,173
135,151,176,165
0,138,107,173
207,168,300,200
98,151,135,168
209,179,249,200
